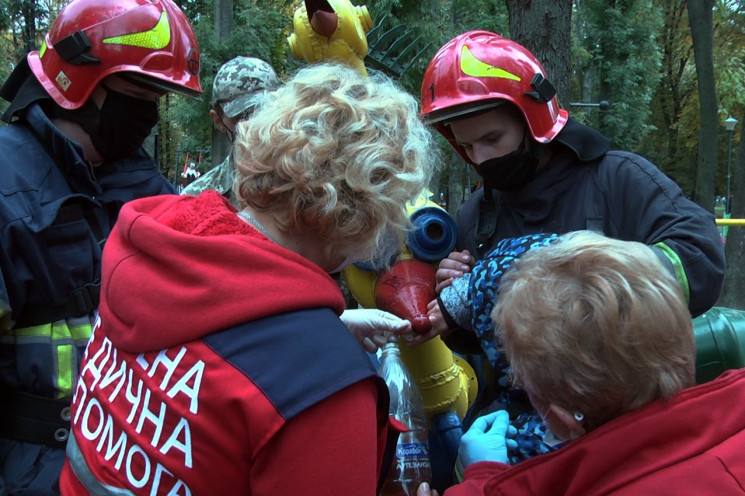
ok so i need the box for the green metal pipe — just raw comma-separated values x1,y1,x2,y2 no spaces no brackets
694,307,745,384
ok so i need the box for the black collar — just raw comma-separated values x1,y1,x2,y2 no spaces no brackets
1,57,53,123
554,117,611,162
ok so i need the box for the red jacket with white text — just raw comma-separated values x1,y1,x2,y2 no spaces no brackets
60,191,390,496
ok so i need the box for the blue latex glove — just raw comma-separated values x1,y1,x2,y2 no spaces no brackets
458,410,518,467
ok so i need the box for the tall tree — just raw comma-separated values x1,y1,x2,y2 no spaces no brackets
576,0,663,150
211,0,234,167
687,0,718,211
720,111,745,309
17,0,37,52
713,0,745,196
639,0,695,194
505,0,573,108
715,1,745,308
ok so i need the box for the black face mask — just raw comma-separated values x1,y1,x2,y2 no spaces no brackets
82,88,159,161
473,144,540,191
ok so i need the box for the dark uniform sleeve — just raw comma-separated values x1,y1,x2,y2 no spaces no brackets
599,151,725,317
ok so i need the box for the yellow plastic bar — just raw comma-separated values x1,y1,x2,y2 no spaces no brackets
716,219,745,226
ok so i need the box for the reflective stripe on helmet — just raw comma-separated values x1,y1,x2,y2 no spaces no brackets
461,45,520,81
102,11,170,50
27,0,201,109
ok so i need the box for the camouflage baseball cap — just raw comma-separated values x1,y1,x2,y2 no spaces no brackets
212,56,280,119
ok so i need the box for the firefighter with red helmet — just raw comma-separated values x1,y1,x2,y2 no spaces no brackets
419,30,723,324
416,31,725,462
0,0,201,493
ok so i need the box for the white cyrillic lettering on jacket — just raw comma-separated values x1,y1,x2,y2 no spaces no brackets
160,417,193,468
96,413,128,470
125,368,144,424
166,360,204,415
100,350,127,402
136,388,167,446
148,348,187,388
126,444,150,488
81,396,104,440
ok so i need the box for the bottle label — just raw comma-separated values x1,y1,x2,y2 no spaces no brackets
402,459,431,471
396,442,429,458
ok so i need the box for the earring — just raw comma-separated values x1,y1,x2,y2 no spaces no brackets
573,411,584,423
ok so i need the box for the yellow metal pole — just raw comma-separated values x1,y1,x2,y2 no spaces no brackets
716,219,745,226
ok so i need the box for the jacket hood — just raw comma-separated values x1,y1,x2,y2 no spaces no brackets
98,190,345,352
554,117,611,162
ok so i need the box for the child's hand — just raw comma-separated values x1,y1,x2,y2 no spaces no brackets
435,250,474,294
427,299,452,335
400,299,452,346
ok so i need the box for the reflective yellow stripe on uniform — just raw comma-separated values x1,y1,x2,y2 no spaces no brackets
653,241,691,304
10,320,92,399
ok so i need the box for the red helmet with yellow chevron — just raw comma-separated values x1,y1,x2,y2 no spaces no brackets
27,0,202,110
420,30,568,160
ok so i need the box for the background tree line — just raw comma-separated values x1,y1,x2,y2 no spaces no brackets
2,0,745,307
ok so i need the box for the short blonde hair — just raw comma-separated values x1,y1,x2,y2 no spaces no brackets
233,63,437,264
493,230,695,431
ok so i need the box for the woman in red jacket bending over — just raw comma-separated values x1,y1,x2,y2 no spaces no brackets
61,62,437,496
420,230,745,495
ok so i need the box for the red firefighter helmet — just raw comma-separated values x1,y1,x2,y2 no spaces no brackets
27,0,202,110
420,30,568,162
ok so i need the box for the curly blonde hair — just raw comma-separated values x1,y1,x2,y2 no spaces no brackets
493,230,696,431
233,63,437,264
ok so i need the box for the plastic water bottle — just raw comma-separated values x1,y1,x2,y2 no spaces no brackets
378,342,432,496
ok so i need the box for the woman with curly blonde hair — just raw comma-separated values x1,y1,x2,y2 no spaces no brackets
62,63,437,496
234,62,435,268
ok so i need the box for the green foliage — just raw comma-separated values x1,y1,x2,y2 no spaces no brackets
714,1,745,121
576,0,664,151
712,0,745,196
164,0,295,170
364,0,508,97
0,0,65,122
362,0,508,198
1,0,743,200
637,0,745,197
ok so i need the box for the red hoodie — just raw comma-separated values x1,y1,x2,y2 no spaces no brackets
60,191,390,495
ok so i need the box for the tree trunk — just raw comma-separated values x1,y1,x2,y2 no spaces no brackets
660,1,688,170
718,110,745,309
505,0,573,109
21,0,37,52
447,150,466,217
687,0,718,212
212,0,234,167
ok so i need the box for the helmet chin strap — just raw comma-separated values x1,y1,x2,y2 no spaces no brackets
475,193,499,254
521,124,550,168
